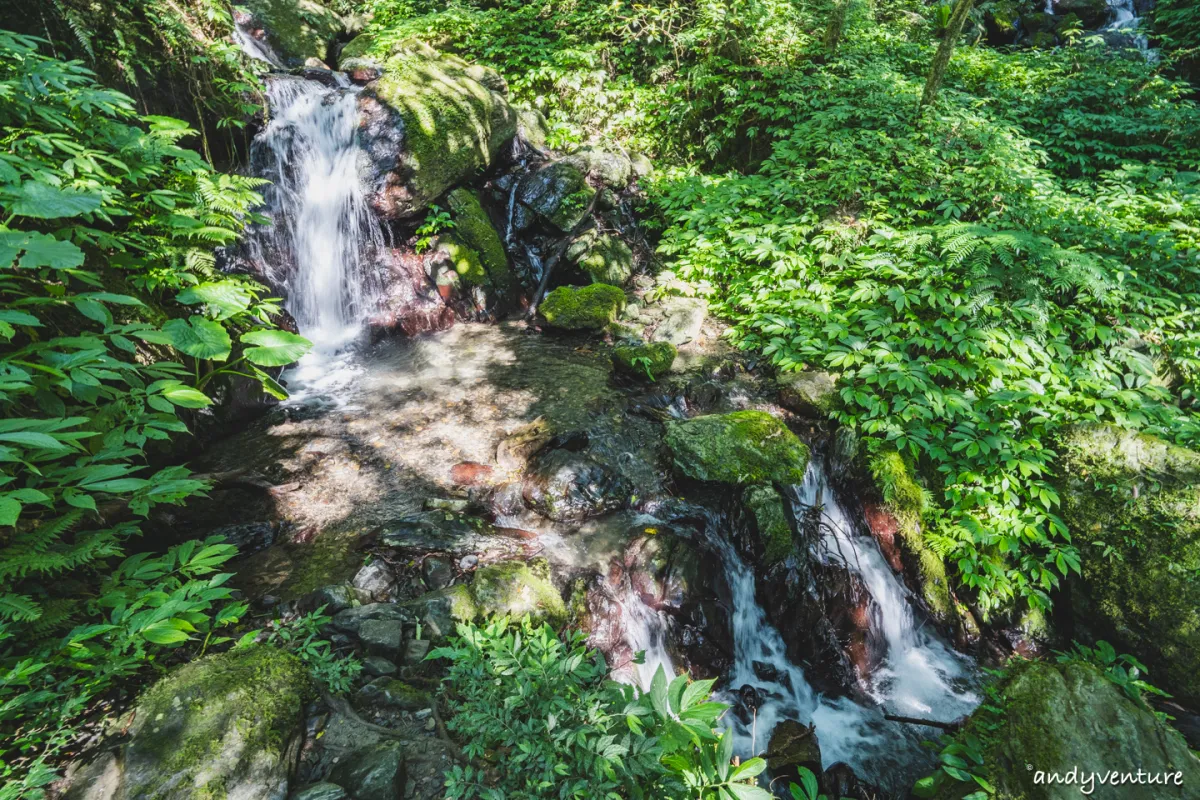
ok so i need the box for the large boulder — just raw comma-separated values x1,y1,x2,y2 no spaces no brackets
776,370,839,417
1052,0,1113,28
567,230,634,286
665,411,810,485
238,0,343,67
927,662,1200,799
73,646,314,800
358,41,517,219
1055,424,1200,702
612,341,676,381
516,159,597,231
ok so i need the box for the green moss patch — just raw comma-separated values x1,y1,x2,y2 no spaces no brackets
239,0,343,67
540,284,626,330
665,411,810,485
470,560,567,625
743,484,794,566
612,340,676,380
447,188,509,286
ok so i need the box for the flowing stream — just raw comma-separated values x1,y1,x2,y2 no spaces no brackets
716,459,978,788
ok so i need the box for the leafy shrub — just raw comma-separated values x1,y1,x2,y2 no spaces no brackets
244,607,363,694
430,616,771,800
1054,640,1170,713
0,31,308,793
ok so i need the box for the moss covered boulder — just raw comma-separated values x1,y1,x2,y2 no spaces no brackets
120,645,313,799
517,159,597,231
470,560,567,624
927,661,1200,799
1055,424,1200,702
447,188,509,287
744,484,794,566
613,340,676,381
238,0,343,67
567,230,634,286
540,284,626,330
777,370,839,417
358,40,517,219
665,411,810,485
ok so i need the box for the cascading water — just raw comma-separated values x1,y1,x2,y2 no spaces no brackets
712,458,978,790
232,19,283,69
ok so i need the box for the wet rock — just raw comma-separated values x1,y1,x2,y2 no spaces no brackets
331,603,411,636
613,340,676,381
447,188,511,290
298,584,358,614
522,447,632,522
925,662,1200,799
517,159,597,231
358,618,404,659
496,418,552,472
766,720,822,779
450,461,494,485
401,584,478,639
401,638,431,666
820,763,874,800
328,742,406,800
777,370,839,417
240,0,343,67
341,57,382,84
378,515,521,558
1053,0,1112,28
361,656,398,677
118,646,311,800
358,41,517,220
421,556,454,590
751,660,780,683
540,284,626,330
352,561,394,600
566,230,634,286
355,679,429,712
742,484,794,566
368,248,455,338
289,783,347,800
651,296,707,346
665,410,809,485
1055,424,1200,702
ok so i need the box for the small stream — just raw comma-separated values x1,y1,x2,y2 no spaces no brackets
227,42,981,794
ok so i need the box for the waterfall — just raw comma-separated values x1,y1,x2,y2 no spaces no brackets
620,587,677,691
244,76,385,357
232,19,283,68
712,459,979,789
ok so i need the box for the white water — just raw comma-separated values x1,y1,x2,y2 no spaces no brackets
233,19,284,69
711,459,978,788
244,75,387,399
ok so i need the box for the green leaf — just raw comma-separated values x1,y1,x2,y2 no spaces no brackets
0,431,70,451
0,496,21,525
142,622,191,645
176,281,253,320
0,230,86,269
163,316,232,361
241,329,312,367
160,385,213,408
6,182,103,219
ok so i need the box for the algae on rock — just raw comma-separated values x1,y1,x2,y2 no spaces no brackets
120,645,313,800
447,188,510,287
540,284,626,330
612,340,676,380
665,410,810,485
743,483,794,566
238,0,344,67
567,230,634,286
1054,423,1200,702
359,40,518,219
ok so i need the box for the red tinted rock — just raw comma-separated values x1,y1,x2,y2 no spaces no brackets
450,462,493,486
861,500,904,573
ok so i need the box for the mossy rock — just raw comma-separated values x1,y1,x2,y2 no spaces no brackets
238,0,343,67
438,237,488,286
744,484,794,566
400,583,478,640
517,159,597,231
665,411,810,485
360,40,517,219
469,560,567,625
867,446,952,622
447,188,509,287
929,661,1200,799
121,645,313,800
338,31,375,61
567,230,633,286
777,370,839,417
1054,423,1200,702
540,284,626,331
613,341,676,381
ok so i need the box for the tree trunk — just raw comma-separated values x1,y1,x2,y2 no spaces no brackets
824,0,852,54
919,0,976,112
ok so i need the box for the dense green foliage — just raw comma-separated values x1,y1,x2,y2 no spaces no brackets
431,616,772,800
360,0,1200,616
0,30,307,794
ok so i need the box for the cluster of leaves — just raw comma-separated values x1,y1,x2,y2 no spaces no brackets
415,203,454,253
243,606,363,694
430,616,772,800
1054,640,1170,714
4,0,265,163
0,31,309,794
